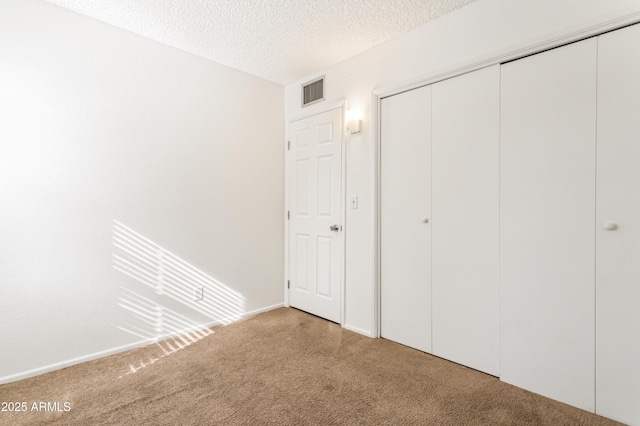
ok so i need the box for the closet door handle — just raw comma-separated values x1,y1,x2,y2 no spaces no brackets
422,217,429,224
604,222,618,231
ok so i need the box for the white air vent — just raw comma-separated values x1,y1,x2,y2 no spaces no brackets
302,76,325,107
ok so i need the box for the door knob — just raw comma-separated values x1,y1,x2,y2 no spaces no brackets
422,217,429,223
604,222,618,231
329,225,341,232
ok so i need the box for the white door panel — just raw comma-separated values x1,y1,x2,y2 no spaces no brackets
431,65,500,376
289,108,342,323
596,23,640,425
500,38,597,411
380,85,432,353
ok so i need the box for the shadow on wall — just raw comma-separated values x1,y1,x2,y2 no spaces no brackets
111,220,245,376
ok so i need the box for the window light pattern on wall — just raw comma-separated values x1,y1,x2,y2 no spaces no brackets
111,219,246,376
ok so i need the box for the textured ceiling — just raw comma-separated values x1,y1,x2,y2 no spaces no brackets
44,0,478,84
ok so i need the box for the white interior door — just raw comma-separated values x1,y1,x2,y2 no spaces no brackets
380,85,432,353
288,108,343,323
431,65,500,376
500,38,597,412
596,23,640,425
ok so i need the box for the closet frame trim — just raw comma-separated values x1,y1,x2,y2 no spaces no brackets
371,11,640,338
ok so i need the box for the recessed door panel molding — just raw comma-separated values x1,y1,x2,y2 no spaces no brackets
295,127,310,148
295,159,310,217
288,108,343,323
295,234,310,292
431,64,500,376
317,122,333,145
500,38,597,411
596,23,640,425
380,85,432,353
316,154,333,217
316,237,332,298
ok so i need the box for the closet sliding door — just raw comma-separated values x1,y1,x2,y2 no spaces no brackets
500,38,597,411
431,65,500,376
380,86,432,353
596,23,640,425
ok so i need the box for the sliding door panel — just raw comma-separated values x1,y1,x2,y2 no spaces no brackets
431,65,500,376
500,38,597,411
380,86,432,353
596,23,640,425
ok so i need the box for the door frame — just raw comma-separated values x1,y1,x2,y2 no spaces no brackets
284,100,347,325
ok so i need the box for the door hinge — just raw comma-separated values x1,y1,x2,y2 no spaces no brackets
288,141,290,150
287,211,290,220
287,280,290,289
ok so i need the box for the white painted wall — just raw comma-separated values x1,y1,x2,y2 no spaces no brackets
0,0,284,383
284,0,640,336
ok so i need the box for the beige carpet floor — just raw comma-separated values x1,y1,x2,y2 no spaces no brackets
0,307,621,425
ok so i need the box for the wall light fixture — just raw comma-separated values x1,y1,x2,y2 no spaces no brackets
346,110,362,134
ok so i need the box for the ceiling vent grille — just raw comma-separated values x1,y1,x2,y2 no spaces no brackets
302,76,325,107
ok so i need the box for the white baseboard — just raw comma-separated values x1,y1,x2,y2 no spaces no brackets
343,323,375,338
0,303,284,385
